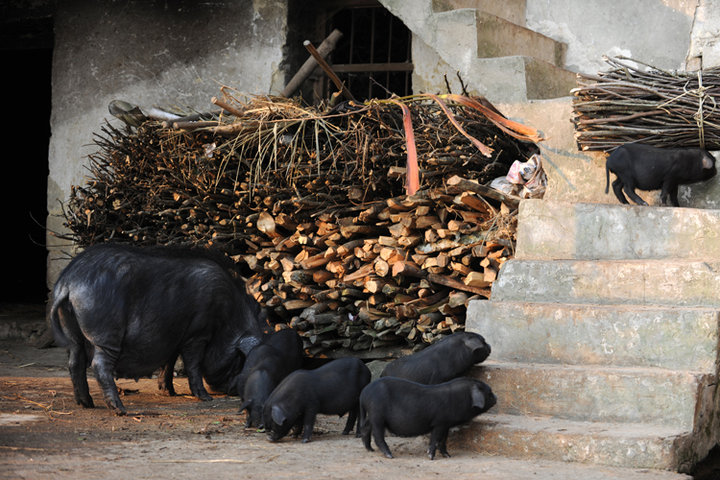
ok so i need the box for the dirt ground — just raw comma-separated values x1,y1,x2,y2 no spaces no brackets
1,336,705,480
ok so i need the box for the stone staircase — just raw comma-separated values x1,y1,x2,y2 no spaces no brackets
458,199,720,474
378,0,577,101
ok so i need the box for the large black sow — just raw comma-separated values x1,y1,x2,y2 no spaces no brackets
50,243,266,415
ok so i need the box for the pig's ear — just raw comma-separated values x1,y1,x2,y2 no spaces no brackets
471,386,486,410
271,405,287,426
703,154,715,169
239,400,251,413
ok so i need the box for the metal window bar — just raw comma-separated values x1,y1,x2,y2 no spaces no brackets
324,6,413,102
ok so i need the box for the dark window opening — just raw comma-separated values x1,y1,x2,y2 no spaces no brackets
285,0,413,105
323,5,412,101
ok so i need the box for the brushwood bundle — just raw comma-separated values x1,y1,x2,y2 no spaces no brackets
572,56,720,152
59,91,541,355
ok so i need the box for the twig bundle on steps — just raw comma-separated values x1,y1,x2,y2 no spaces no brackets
572,56,720,152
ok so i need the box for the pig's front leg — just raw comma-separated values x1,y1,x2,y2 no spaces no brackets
181,340,212,401
427,426,450,460
158,353,178,396
301,408,318,443
342,407,358,435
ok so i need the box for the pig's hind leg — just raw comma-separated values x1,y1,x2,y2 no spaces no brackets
68,341,94,408
358,403,374,448
621,182,648,206
611,178,629,204
91,348,126,415
370,417,394,458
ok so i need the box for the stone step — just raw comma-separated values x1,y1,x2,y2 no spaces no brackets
516,200,720,261
491,259,720,307
433,9,566,67
380,0,577,101
449,413,690,471
473,362,705,429
466,300,720,372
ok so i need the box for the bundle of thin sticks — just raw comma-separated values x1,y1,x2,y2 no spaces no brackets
572,56,720,152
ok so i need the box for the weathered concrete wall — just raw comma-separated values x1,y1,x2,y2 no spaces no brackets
526,0,696,74
47,0,288,285
686,0,720,69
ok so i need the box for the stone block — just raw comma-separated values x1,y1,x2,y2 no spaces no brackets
467,300,720,371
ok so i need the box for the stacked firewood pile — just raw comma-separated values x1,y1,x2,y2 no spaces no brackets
245,181,517,355
572,56,720,151
59,92,541,355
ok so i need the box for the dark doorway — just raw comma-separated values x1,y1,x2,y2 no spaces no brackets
0,6,54,305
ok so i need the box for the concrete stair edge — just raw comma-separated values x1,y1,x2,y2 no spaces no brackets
467,299,720,372
516,199,720,261
490,258,720,308
472,361,705,429
450,413,692,471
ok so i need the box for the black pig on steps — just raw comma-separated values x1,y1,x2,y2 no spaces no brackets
359,377,496,459
235,328,304,428
380,331,491,384
50,243,266,415
263,357,371,442
605,143,717,207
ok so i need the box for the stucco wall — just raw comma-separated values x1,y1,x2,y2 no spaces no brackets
47,0,288,285
525,0,696,74
687,0,720,69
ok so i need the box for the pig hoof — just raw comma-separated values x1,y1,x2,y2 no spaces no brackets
301,438,311,444
383,452,394,459
198,394,213,401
